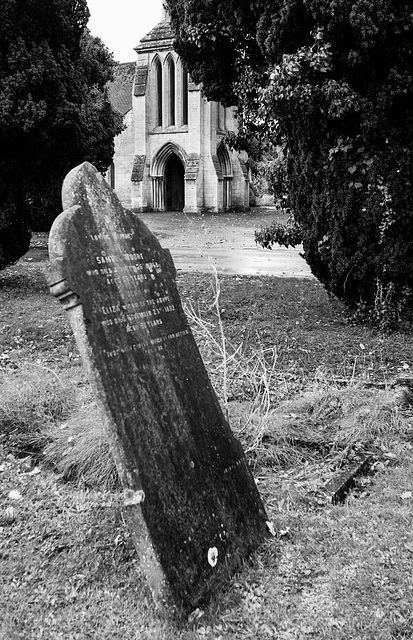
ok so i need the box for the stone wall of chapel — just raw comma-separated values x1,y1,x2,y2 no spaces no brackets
232,150,250,211
201,99,219,211
186,88,204,210
109,13,250,213
231,152,244,208
224,106,237,133
112,109,134,207
131,87,148,211
134,59,148,156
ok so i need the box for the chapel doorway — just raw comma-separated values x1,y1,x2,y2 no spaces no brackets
164,153,185,211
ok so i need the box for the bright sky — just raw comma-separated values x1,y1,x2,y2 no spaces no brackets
87,0,162,63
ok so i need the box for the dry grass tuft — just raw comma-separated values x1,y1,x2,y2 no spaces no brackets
43,402,119,490
0,363,117,489
233,384,412,470
0,365,78,455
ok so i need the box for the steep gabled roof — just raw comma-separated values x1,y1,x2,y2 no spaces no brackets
140,20,174,43
107,62,135,116
135,19,174,52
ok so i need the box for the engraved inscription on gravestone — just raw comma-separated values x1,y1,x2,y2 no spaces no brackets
47,162,269,612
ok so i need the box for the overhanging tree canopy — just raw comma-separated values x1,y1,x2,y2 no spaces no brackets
0,0,123,269
168,0,413,326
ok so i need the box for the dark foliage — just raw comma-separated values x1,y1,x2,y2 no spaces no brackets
168,0,413,326
0,0,123,267
0,160,31,268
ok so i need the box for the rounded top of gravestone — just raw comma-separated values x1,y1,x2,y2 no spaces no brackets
62,162,108,213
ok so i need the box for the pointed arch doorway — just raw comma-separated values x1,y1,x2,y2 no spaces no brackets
164,153,184,211
151,144,186,211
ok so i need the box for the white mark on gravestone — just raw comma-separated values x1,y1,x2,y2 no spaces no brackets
124,489,146,506
8,490,22,501
4,506,16,523
207,547,218,567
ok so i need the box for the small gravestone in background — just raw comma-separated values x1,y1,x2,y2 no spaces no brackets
47,162,269,613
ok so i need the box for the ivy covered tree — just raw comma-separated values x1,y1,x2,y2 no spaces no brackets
0,0,123,269
168,0,413,326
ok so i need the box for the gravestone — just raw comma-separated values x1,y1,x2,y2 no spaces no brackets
47,162,269,613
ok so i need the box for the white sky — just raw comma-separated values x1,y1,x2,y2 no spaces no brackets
87,0,162,63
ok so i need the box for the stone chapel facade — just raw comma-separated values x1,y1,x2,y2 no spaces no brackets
108,7,250,213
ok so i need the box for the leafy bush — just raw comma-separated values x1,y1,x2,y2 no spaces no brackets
255,217,302,250
255,15,413,328
170,0,413,327
251,146,289,200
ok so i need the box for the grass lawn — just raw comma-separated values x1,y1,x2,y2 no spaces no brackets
1,234,413,639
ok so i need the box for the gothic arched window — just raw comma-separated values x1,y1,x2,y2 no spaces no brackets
154,57,162,127
182,69,188,125
167,56,175,126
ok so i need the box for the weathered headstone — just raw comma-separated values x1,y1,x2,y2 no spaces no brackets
47,162,269,613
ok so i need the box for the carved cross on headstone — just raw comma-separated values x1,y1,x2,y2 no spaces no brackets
47,162,269,613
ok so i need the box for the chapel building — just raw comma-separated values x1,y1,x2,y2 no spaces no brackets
108,6,250,213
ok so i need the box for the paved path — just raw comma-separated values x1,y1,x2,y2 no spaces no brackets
139,209,312,278
25,209,312,278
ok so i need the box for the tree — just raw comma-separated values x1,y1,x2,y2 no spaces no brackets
0,0,123,269
168,0,413,326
